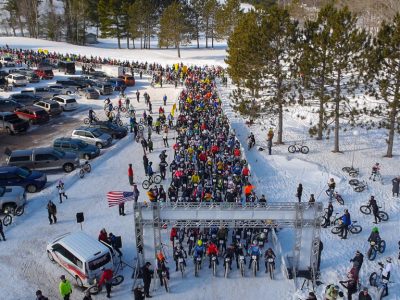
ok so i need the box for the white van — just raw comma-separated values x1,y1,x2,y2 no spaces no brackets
47,231,114,287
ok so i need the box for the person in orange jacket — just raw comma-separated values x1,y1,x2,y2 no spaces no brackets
244,184,254,201
98,267,113,298
207,241,219,268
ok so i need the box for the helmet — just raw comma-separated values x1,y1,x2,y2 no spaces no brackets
268,248,273,252
334,285,340,291
253,240,257,245
386,257,392,263
197,240,203,246
372,227,379,233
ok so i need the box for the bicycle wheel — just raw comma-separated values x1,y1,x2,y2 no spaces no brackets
320,216,327,227
79,169,85,178
369,272,378,287
350,225,362,234
153,175,162,184
252,261,257,277
360,205,371,215
195,262,200,277
378,240,386,253
379,211,389,221
336,196,344,205
163,278,169,292
342,167,351,172
15,206,24,216
85,164,92,173
83,118,90,125
3,214,12,226
349,171,358,177
138,124,144,131
331,226,341,234
142,180,150,190
367,247,377,261
300,146,309,154
224,264,229,278
88,285,100,295
212,261,217,277
112,275,124,286
288,145,296,153
180,263,185,278
325,190,330,196
117,119,123,126
269,263,274,280
354,186,365,192
349,179,360,186
240,262,245,277
120,107,127,113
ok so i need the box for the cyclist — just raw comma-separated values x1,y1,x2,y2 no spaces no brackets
193,240,205,265
339,272,357,300
370,163,381,181
350,250,364,275
264,247,276,273
323,201,334,228
248,240,261,270
324,284,340,300
339,209,351,239
156,252,169,286
98,267,113,298
207,241,219,268
234,242,246,269
223,244,235,271
368,196,381,223
382,257,392,296
88,108,95,123
327,178,336,201
173,243,187,271
367,227,381,246
147,162,154,177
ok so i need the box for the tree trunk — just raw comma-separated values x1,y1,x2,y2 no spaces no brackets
317,57,327,140
277,102,283,144
205,20,209,48
196,20,200,48
18,15,24,37
117,34,121,49
127,35,130,49
177,43,181,58
333,69,341,153
385,72,400,157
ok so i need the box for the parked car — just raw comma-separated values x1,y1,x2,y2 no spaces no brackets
47,84,75,95
53,137,100,160
0,166,47,193
6,147,80,173
34,67,54,80
118,75,135,86
0,186,26,213
0,98,23,112
51,95,78,111
93,81,113,95
89,121,127,139
21,87,59,100
78,87,100,99
0,56,16,67
0,112,29,134
6,74,28,87
57,61,76,74
15,106,49,124
69,77,96,88
34,100,62,116
19,70,40,83
71,127,112,149
55,80,85,90
9,93,42,105
87,71,108,79
106,77,126,91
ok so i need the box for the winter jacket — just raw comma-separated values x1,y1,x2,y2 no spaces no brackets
392,177,400,194
248,245,261,256
98,230,107,242
358,291,372,300
47,202,57,214
368,232,381,244
207,243,218,255
193,245,205,257
59,279,72,297
141,266,153,284
350,253,364,271
128,166,133,177
98,269,113,286
324,286,338,300
341,212,351,226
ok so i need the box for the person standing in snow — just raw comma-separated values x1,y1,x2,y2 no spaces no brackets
392,176,400,197
35,290,48,300
56,180,68,204
143,154,149,176
267,139,272,155
47,200,57,225
0,218,6,241
296,183,303,202
59,275,72,300
133,184,140,203
136,90,140,102
128,163,134,186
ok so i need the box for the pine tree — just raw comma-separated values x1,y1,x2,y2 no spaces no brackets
98,0,125,48
368,13,400,157
158,1,191,58
188,0,205,49
202,0,219,48
215,0,242,40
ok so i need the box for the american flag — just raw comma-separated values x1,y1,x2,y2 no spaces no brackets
107,191,134,207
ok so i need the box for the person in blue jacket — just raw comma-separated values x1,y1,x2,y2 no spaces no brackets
248,240,261,270
193,240,205,265
339,209,351,239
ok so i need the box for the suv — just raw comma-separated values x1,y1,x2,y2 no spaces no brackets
21,87,59,100
6,147,79,173
57,61,76,74
48,84,75,95
0,112,29,134
0,186,26,214
0,98,23,112
106,77,126,91
9,93,42,105
53,137,100,160
0,56,16,67
55,80,85,90
89,121,127,139
6,74,28,87
51,95,78,111
34,100,62,116
78,87,99,99
71,127,112,149
93,81,113,95
0,166,47,193
20,70,40,83
15,106,49,124
118,75,135,86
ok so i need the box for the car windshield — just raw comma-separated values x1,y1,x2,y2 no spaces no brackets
88,253,111,271
52,149,65,157
77,141,88,148
66,99,76,103
49,103,59,108
35,110,47,116
92,129,103,138
16,168,31,178
15,76,25,80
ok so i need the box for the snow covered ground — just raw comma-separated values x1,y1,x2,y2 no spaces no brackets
0,37,399,300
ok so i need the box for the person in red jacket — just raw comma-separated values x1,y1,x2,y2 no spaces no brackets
233,148,241,157
170,227,178,248
207,241,219,268
98,228,108,243
98,267,113,298
128,164,134,186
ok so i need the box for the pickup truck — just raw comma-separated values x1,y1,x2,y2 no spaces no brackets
0,112,29,134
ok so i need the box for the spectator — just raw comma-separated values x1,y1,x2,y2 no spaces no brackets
108,233,123,257
59,275,72,300
134,284,145,300
56,180,68,204
98,267,113,298
98,228,108,243
47,200,57,225
392,176,400,197
119,201,125,216
296,183,303,202
133,184,140,203
267,139,272,155
128,164,134,186
141,138,148,154
148,138,153,153
35,290,48,300
358,287,372,300
142,262,153,298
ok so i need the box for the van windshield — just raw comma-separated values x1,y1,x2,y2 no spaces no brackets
88,253,111,271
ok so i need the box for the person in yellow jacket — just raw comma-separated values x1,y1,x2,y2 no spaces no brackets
191,173,200,184
59,275,72,300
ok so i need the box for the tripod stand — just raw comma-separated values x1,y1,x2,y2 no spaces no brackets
115,256,134,273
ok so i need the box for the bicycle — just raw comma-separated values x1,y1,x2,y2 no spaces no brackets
288,143,309,154
325,190,344,205
79,161,92,178
251,255,258,277
239,255,245,277
2,204,24,226
348,179,368,192
331,220,362,235
367,240,386,261
224,257,231,278
359,204,389,222
194,256,202,277
87,275,124,295
266,257,275,279
369,262,392,300
142,174,162,190
211,254,217,277
342,166,359,177
320,210,340,228
83,115,99,125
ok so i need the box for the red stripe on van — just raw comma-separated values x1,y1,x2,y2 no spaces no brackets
52,252,87,279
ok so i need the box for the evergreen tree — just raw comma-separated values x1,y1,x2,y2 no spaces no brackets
188,0,205,49
368,14,400,157
158,1,191,58
215,0,242,40
202,0,219,48
98,0,125,48
4,0,24,37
